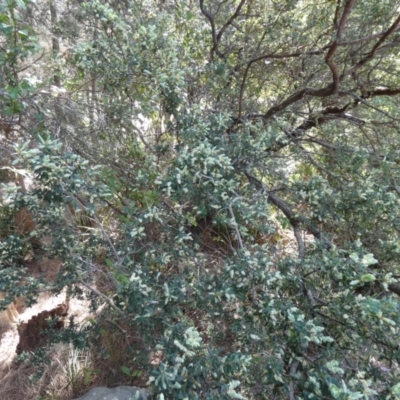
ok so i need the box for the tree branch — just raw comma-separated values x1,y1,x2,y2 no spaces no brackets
266,103,352,153
341,91,400,121
263,84,355,121
228,198,244,250
388,283,400,296
244,170,332,250
239,22,400,68
325,0,356,93
216,0,246,43
79,280,125,317
289,360,300,400
370,87,400,97
345,13,400,75
238,7,400,118
199,0,224,59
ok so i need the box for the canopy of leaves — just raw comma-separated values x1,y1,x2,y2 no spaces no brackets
1,0,400,398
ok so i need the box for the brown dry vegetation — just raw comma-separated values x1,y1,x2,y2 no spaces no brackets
0,299,149,400
0,252,150,400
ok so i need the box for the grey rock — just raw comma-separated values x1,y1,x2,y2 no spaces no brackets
73,386,148,400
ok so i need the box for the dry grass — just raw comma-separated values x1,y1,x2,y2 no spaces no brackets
0,248,150,400
0,315,149,400
0,344,91,400
0,340,146,400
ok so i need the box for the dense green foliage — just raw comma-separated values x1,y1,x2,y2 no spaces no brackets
1,0,400,398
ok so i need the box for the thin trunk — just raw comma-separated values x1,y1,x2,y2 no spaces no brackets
88,23,98,136
49,0,61,87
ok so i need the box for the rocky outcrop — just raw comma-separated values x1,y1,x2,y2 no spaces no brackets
73,386,148,400
16,302,69,354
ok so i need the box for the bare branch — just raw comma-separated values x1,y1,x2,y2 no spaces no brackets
388,283,400,296
339,25,400,46
289,360,300,400
238,10,400,119
370,87,400,97
301,137,338,151
72,195,121,263
228,193,266,251
264,89,307,120
325,0,356,93
199,0,224,59
238,26,400,117
346,13,400,75
17,51,45,73
244,171,333,251
266,103,352,152
332,0,342,28
367,14,400,59
228,198,244,250
79,280,125,317
240,22,400,66
216,0,246,43
263,84,356,121
342,91,400,121
293,142,344,182
293,226,305,259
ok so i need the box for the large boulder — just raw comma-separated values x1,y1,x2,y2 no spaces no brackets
73,386,148,400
